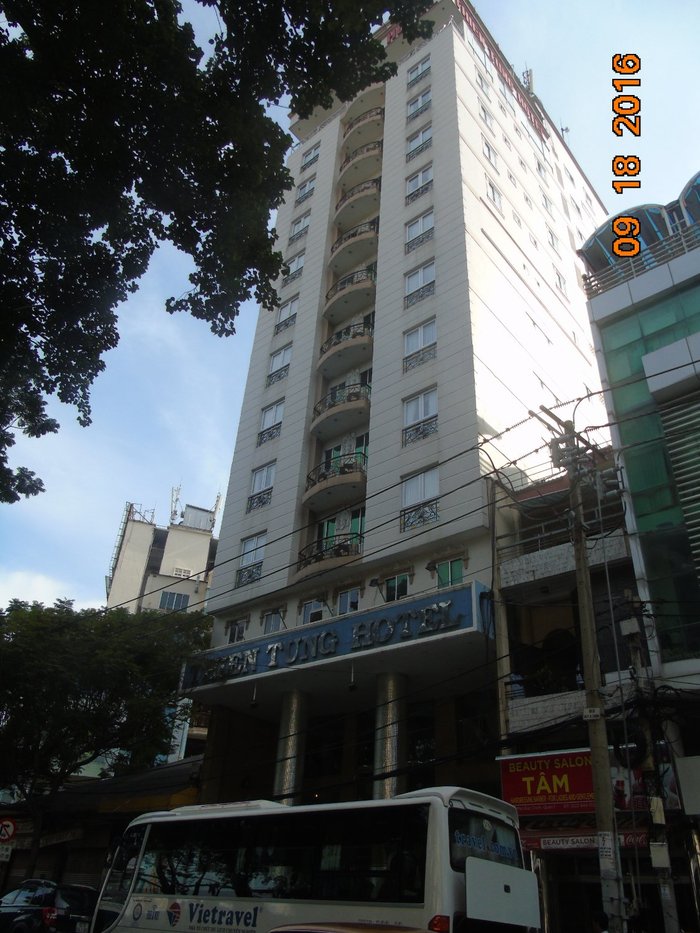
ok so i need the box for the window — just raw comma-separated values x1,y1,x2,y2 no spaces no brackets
296,175,316,203
486,178,502,210
228,620,246,643
407,87,431,120
263,610,282,634
502,134,512,150
277,296,298,329
529,233,538,249
261,399,284,430
404,387,437,425
173,567,191,578
518,157,527,171
524,193,532,209
405,209,434,247
159,591,190,611
402,466,438,507
565,167,575,185
289,212,310,240
285,251,305,275
436,558,464,588
251,461,275,494
269,344,292,374
406,163,433,195
554,268,567,296
407,54,430,85
301,141,320,170
482,137,498,168
478,101,493,130
476,70,490,96
302,599,324,625
536,159,547,179
407,124,432,158
507,170,517,186
386,573,409,602
547,227,559,253
404,318,436,355
338,588,360,615
241,532,266,566
405,260,435,296
512,211,521,227
541,190,554,216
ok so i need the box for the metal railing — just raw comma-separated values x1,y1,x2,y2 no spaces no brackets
343,107,384,138
298,533,363,570
319,321,374,358
246,487,272,513
312,383,371,420
235,561,263,587
402,415,438,445
266,364,289,387
406,179,433,206
339,140,383,175
335,177,381,213
257,422,281,446
274,313,296,335
583,223,700,297
325,267,376,303
400,499,439,531
331,218,379,255
404,280,435,308
403,342,436,372
305,452,368,491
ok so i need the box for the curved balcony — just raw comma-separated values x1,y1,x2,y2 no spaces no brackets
342,106,385,151
329,218,379,275
338,140,383,190
310,383,371,440
323,267,376,326
302,452,367,510
317,322,374,379
297,533,364,578
344,84,384,125
335,178,381,230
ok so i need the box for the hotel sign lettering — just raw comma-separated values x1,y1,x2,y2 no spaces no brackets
183,586,478,690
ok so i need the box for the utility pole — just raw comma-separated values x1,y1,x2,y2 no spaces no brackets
540,409,626,932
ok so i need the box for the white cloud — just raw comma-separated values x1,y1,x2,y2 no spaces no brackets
0,570,104,612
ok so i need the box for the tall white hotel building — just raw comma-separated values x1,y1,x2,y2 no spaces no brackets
184,0,607,806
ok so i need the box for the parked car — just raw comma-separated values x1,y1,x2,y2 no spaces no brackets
0,880,97,933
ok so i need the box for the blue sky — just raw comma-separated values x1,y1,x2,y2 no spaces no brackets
1,1,698,609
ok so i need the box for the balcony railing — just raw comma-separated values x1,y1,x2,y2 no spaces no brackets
406,139,432,163
257,422,282,446
402,415,438,446
235,561,263,587
407,66,431,90
405,179,433,206
312,383,370,420
335,177,381,214
274,313,296,335
331,218,379,255
583,222,700,298
400,498,439,531
325,267,376,303
407,101,431,123
246,487,272,513
298,533,363,570
319,322,373,358
403,343,437,372
281,267,303,288
305,452,368,491
405,228,434,254
266,364,289,387
404,280,435,308
343,106,384,138
339,140,383,174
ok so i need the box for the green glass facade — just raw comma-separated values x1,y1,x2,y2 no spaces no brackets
599,281,700,659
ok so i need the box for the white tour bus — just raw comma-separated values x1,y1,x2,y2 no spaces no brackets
91,787,540,933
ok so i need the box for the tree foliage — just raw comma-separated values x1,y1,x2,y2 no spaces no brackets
0,599,211,800
0,0,432,502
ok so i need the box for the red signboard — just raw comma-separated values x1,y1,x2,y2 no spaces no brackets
500,751,595,815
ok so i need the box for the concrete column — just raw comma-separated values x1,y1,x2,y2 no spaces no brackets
373,672,407,799
273,689,308,803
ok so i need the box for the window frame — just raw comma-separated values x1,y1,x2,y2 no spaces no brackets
406,123,432,155
403,387,438,426
269,343,293,374
338,587,360,615
404,259,435,296
402,465,439,508
251,461,276,494
407,54,430,85
404,318,437,356
241,532,266,567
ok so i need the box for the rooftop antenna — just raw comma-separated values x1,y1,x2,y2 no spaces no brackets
170,485,182,524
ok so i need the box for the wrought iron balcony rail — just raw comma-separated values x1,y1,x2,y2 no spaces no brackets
339,140,383,174
319,322,374,358
274,313,296,335
266,363,289,387
298,533,363,570
246,487,272,513
403,342,437,372
402,415,438,446
343,107,385,138
235,561,263,587
312,383,371,420
407,66,431,90
325,267,376,303
407,101,431,123
405,228,434,254
331,218,379,255
404,280,435,308
406,138,432,163
400,498,439,531
257,422,282,446
305,452,368,491
405,179,433,206
335,177,381,213
282,267,303,288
